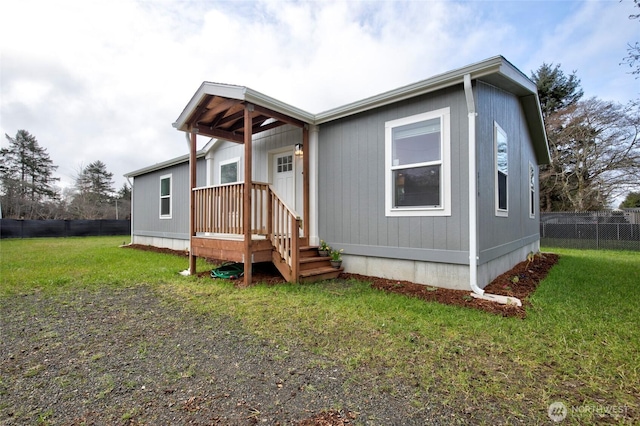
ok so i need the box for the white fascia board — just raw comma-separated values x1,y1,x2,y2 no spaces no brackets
314,56,541,124
497,58,538,94
315,56,506,124
124,150,206,178
244,88,315,123
173,83,315,132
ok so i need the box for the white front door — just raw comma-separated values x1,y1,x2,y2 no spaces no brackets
272,152,295,209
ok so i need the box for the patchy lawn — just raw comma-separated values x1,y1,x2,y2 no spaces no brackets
128,244,559,318
1,238,638,425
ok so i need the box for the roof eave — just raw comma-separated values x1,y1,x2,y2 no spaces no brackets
124,149,207,178
314,56,540,123
315,56,510,124
173,83,314,132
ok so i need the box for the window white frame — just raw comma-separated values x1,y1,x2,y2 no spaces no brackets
494,122,508,217
159,174,172,219
219,157,240,184
529,162,536,219
385,107,451,217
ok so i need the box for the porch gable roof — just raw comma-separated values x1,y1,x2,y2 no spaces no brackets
172,82,314,143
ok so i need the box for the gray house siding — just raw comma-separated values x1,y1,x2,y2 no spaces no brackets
132,158,206,242
252,125,303,180
209,141,243,186
475,81,540,265
318,85,470,265
206,126,302,188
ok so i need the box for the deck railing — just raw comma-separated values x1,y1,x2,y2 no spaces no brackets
193,182,269,235
193,182,301,278
270,188,301,278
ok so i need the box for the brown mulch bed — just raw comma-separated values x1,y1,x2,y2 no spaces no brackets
126,244,559,318
356,252,558,318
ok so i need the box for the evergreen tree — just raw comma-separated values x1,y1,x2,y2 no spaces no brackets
0,130,59,218
75,160,115,203
115,182,132,220
117,182,131,201
531,64,584,211
620,192,640,208
531,63,583,118
69,161,115,219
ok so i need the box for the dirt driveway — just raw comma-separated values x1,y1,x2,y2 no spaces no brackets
1,286,463,425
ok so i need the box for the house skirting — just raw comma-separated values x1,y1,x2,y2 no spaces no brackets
342,240,540,291
343,255,471,290
477,240,540,289
131,235,189,252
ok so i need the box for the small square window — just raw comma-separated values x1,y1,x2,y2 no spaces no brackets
277,155,292,173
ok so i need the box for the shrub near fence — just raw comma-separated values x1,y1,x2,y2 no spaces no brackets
0,219,131,239
540,210,640,251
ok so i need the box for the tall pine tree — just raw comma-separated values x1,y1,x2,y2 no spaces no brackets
69,160,116,219
531,64,584,211
0,130,59,218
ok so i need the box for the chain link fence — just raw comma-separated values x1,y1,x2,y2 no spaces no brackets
540,210,640,251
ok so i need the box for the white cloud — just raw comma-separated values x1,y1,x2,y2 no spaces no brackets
1,0,638,193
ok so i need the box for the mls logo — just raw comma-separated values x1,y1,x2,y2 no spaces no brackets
548,401,567,422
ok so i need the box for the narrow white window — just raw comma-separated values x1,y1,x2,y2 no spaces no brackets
385,108,451,217
220,158,240,184
160,174,172,219
529,162,536,218
495,123,508,216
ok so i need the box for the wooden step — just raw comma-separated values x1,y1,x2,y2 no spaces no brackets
299,256,332,271
299,266,343,283
298,246,321,258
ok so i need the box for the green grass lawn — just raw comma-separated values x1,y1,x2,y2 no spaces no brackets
1,237,638,424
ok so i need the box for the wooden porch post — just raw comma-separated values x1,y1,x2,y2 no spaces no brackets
243,104,253,284
302,126,310,241
189,130,197,275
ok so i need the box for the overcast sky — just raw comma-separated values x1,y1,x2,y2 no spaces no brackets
1,0,638,192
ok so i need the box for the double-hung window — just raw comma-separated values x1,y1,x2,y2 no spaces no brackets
159,174,172,219
385,107,451,216
495,122,508,216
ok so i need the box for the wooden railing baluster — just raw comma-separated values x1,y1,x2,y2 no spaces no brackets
192,182,301,281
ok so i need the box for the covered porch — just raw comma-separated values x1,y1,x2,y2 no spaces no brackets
173,83,339,284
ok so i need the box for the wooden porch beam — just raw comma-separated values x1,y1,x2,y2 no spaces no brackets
252,120,287,133
196,98,242,125
214,110,245,127
227,114,269,133
252,104,305,128
243,104,253,285
188,95,213,128
194,126,245,144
